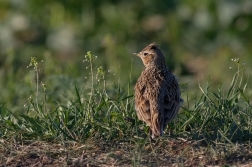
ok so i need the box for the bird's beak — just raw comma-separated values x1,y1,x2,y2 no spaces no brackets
133,52,139,56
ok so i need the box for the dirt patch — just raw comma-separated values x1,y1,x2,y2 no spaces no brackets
1,138,252,166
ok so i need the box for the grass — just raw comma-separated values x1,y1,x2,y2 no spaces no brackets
1,53,252,166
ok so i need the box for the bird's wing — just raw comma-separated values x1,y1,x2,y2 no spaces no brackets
163,76,181,128
134,82,151,126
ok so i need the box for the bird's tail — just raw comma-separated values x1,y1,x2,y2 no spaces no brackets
151,113,163,139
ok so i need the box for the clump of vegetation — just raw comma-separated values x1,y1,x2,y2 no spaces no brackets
0,54,251,166
174,58,251,143
1,52,136,142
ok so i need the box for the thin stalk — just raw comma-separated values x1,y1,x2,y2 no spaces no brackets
35,65,40,114
126,58,133,112
89,57,94,104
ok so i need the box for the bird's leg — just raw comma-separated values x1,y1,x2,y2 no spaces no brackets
168,126,173,136
149,127,155,143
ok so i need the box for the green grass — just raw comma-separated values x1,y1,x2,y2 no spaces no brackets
1,54,252,166
175,58,252,144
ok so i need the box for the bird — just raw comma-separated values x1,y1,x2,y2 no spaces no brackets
134,42,182,140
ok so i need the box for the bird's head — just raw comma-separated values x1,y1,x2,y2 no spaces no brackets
134,42,165,67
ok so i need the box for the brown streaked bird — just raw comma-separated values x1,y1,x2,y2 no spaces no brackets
134,42,182,140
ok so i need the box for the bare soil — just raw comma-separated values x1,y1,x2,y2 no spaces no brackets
1,137,252,167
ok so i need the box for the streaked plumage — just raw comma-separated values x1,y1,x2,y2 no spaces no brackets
134,42,182,139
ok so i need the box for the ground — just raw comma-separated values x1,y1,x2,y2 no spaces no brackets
1,137,252,167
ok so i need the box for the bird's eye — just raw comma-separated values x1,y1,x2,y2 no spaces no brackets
143,52,148,56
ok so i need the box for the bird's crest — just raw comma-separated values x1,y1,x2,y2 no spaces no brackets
148,42,158,50
144,42,158,51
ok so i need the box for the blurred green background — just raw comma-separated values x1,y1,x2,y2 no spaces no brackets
1,0,252,111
